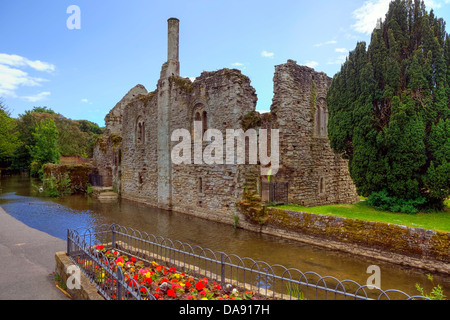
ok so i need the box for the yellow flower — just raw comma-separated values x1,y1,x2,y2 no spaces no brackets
201,297,208,300
145,272,151,279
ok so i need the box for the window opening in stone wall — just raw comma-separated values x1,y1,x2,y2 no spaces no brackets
202,111,208,135
136,117,145,144
198,177,203,193
315,107,321,136
315,98,328,137
319,177,325,194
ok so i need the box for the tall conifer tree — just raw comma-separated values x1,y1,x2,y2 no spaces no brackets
327,0,449,208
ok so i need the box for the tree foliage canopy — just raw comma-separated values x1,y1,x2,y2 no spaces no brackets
327,0,450,207
0,106,104,172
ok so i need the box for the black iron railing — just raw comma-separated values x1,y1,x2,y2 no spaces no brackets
66,224,429,301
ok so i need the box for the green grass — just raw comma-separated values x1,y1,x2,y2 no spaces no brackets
276,200,450,233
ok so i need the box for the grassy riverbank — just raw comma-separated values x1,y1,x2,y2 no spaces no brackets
275,200,450,233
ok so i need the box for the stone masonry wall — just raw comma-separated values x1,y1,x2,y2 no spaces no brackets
94,60,360,223
270,60,359,206
170,69,259,224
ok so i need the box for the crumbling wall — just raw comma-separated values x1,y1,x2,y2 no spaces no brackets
170,69,259,224
120,92,159,203
270,60,359,206
93,85,148,188
104,85,148,135
94,59,359,225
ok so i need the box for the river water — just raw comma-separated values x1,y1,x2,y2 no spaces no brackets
0,174,448,299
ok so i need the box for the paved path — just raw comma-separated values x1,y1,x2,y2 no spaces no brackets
0,206,69,300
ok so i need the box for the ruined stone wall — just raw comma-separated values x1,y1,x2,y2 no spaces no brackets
120,92,159,203
104,85,148,136
93,85,148,188
94,58,360,228
270,60,359,206
114,69,260,224
169,69,259,224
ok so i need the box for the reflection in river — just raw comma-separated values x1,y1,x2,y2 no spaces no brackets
0,174,448,298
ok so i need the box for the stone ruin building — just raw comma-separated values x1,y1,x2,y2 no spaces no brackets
93,18,359,225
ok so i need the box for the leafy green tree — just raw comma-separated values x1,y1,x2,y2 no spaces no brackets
327,0,449,210
28,118,60,177
0,101,20,164
11,107,104,170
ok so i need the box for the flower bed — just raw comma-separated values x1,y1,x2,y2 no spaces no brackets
77,244,273,300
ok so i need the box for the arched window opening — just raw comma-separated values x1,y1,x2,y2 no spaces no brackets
315,107,321,136
315,98,328,137
136,117,145,144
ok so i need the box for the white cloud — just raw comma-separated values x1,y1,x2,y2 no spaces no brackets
261,51,274,58
335,48,348,53
305,61,319,69
352,0,449,34
0,53,55,73
352,0,390,35
0,53,54,100
314,40,337,47
21,91,51,102
231,62,244,67
81,98,89,103
0,64,48,97
327,55,348,65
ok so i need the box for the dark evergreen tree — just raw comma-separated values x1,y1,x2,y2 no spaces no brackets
327,0,450,210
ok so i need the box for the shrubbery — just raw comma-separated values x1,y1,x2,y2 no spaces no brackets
367,190,426,214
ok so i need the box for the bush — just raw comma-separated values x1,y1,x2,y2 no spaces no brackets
42,173,72,198
367,190,426,214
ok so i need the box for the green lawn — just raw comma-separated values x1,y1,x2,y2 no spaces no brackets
276,200,450,233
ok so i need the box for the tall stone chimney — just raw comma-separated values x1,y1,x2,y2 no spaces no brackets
167,18,179,62
156,18,180,210
163,18,180,77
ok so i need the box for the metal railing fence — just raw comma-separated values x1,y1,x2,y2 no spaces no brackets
66,224,429,301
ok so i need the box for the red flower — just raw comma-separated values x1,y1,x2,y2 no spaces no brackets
130,256,136,262
167,289,177,298
134,274,139,281
185,281,191,288
195,281,206,291
96,244,104,250
160,277,169,284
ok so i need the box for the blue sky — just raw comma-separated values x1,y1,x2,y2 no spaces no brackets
1,0,449,127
